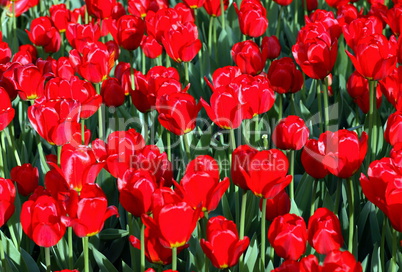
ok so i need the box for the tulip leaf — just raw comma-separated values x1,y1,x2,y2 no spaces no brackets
20,248,40,272
239,233,258,272
53,237,69,269
121,260,134,272
289,199,302,217
0,231,28,271
99,229,129,240
90,244,119,272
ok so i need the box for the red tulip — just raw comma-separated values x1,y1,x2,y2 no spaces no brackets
69,183,119,237
85,0,116,19
273,0,293,6
0,178,15,227
20,187,68,247
69,41,115,83
272,260,300,272
118,169,157,217
203,0,228,16
145,8,186,44
66,23,101,51
302,0,318,11
142,201,201,248
384,111,402,146
292,22,338,80
200,216,249,269
346,34,397,81
347,71,382,114
336,4,360,27
0,87,15,131
156,92,201,135
205,66,242,91
308,207,343,254
267,57,304,94
260,190,290,221
14,64,45,101
306,9,342,40
325,0,349,8
10,164,39,196
239,149,292,199
184,155,220,182
261,36,281,60
268,213,308,260
101,77,126,107
183,0,204,9
49,4,71,32
231,40,266,75
141,35,163,59
301,139,330,179
300,255,322,272
1,0,38,17
384,174,402,232
342,16,383,51
114,15,146,51
233,0,268,37
231,145,258,190
26,16,61,53
322,250,362,272
272,115,310,150
162,22,201,63
378,67,402,111
383,5,402,36
0,36,11,65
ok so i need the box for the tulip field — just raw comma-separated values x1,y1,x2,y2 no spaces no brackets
1,0,402,271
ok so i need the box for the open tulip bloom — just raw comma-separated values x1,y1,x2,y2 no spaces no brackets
1,1,402,272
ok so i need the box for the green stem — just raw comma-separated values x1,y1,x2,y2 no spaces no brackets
57,145,62,166
288,150,295,201
0,133,4,177
81,119,85,145
167,131,171,162
140,222,145,272
278,94,283,121
275,7,283,38
83,236,89,272
1,132,8,178
60,32,65,57
239,191,247,239
142,50,146,75
143,112,149,144
381,219,386,272
229,129,236,164
68,227,73,269
220,0,225,30
310,179,317,216
261,198,267,269
368,80,377,163
172,247,177,270
316,80,323,132
96,84,104,140
391,227,397,272
184,61,189,85
208,17,214,50
129,51,136,91
183,133,191,162
346,177,355,254
36,134,50,173
334,179,341,216
321,79,329,132
0,231,5,269
253,114,259,145
127,213,135,269
5,127,21,166
45,247,51,272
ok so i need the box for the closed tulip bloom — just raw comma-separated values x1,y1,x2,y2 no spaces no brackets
272,115,310,150
272,260,300,272
118,169,157,217
378,67,402,111
69,183,119,237
145,8,184,44
231,40,266,75
26,16,61,53
142,201,201,248
183,0,205,9
267,57,304,94
346,34,397,81
233,0,268,37
383,5,402,36
10,164,39,196
49,4,71,32
231,145,258,190
240,149,292,199
156,92,201,135
336,4,360,27
203,0,228,16
308,208,343,254
115,15,146,51
101,77,126,107
15,64,45,101
268,213,308,260
1,0,38,17
205,66,242,91
0,87,15,131
0,38,11,65
273,0,293,6
20,188,68,247
384,177,402,232
200,216,249,269
342,16,383,51
306,9,342,40
260,190,291,221
261,36,281,60
320,130,368,178
0,178,15,227
301,139,330,179
184,155,220,182
66,23,101,51
347,71,382,114
85,0,116,19
322,250,362,272
300,255,321,272
384,111,402,146
141,35,163,59
162,22,201,63
292,22,338,80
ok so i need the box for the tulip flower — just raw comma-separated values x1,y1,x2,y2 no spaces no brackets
233,0,268,37
0,178,15,227
322,250,362,272
261,36,281,60
378,67,402,111
273,0,293,6
66,23,101,51
0,36,11,65
142,201,201,248
10,164,39,196
231,40,266,75
200,216,249,269
1,0,38,17
342,16,383,51
384,177,402,232
260,190,290,221
0,87,15,131
20,187,68,247
268,213,308,260
272,260,300,272
267,57,304,94
384,111,402,146
85,0,116,19
336,4,360,27
346,34,397,81
26,16,61,53
301,139,330,179
205,66,242,91
239,149,292,199
382,5,402,36
155,92,201,135
292,22,338,80
49,4,71,32
306,9,342,40
15,64,45,101
272,115,310,150
117,169,157,217
141,35,163,59
69,184,119,237
308,208,343,254
114,15,146,51
145,8,185,44
231,145,258,190
101,77,126,107
300,255,321,272
162,22,201,63
203,0,229,16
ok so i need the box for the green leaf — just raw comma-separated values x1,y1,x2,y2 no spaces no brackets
239,233,259,272
91,244,119,272
99,229,129,240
